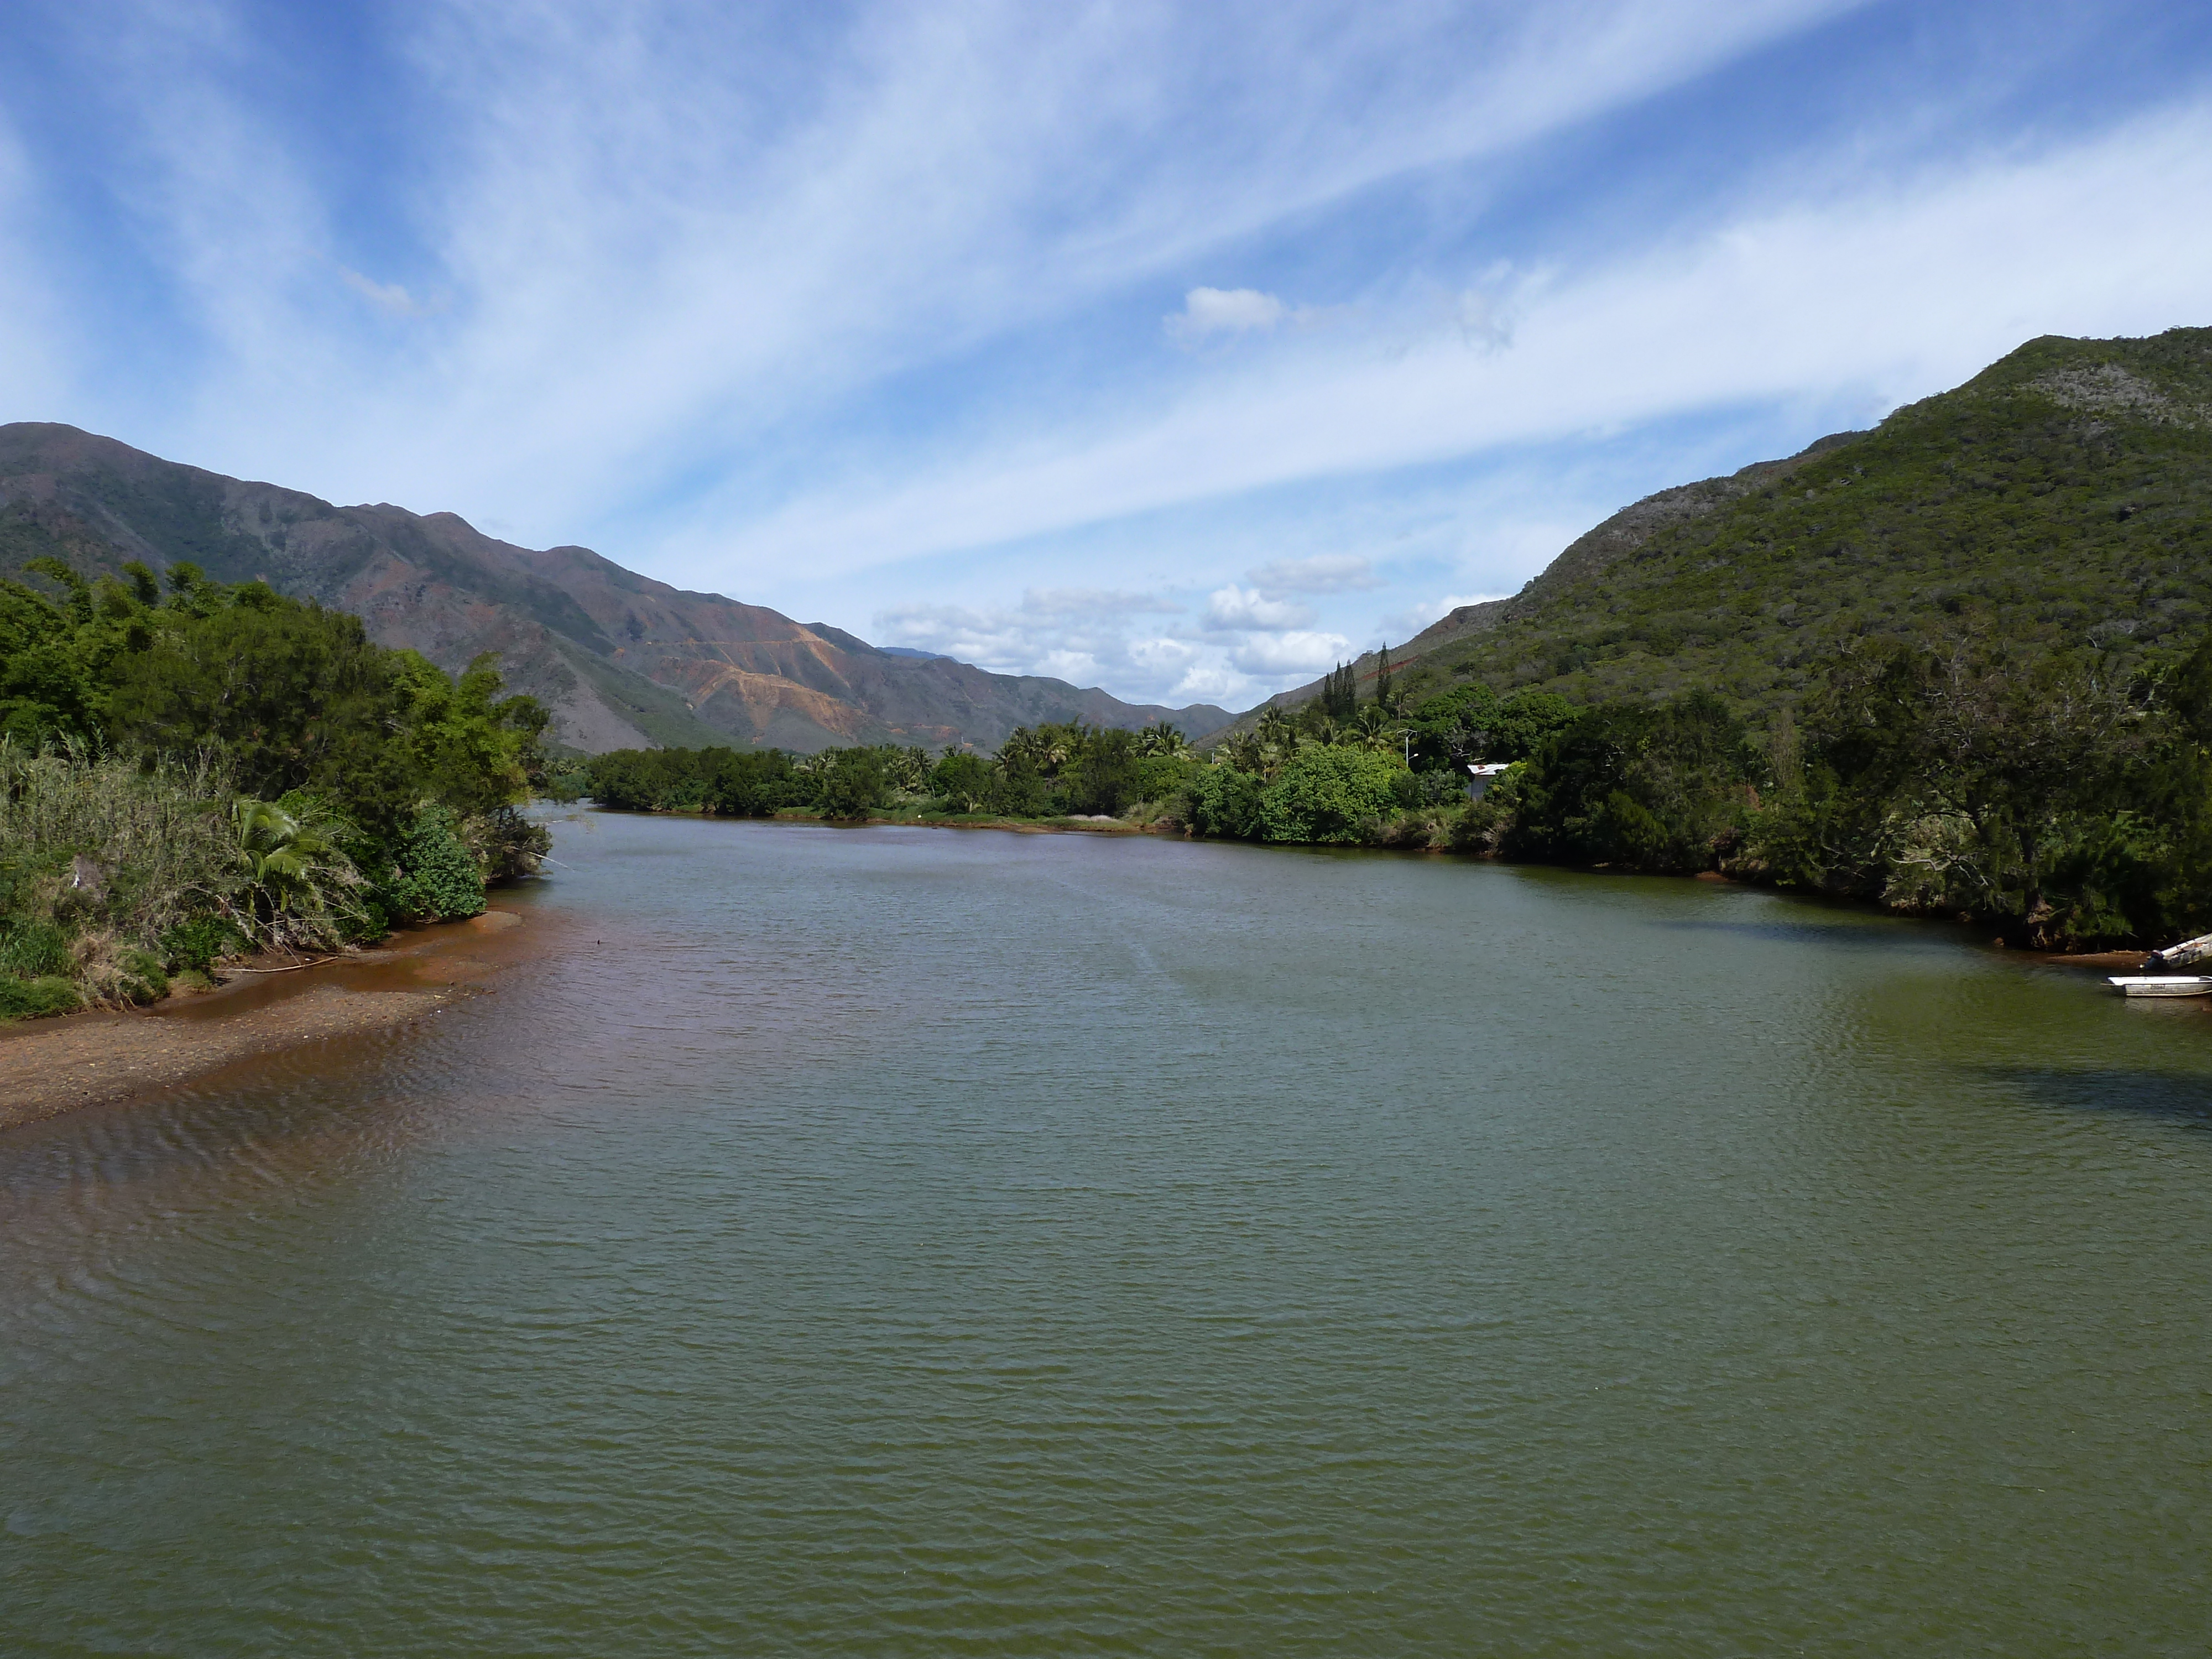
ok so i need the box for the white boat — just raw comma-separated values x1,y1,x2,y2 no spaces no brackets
2107,975,2212,998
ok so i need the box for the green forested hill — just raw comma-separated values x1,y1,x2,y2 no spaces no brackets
1390,327,2212,719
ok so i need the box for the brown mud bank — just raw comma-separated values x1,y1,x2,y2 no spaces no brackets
0,909,543,1133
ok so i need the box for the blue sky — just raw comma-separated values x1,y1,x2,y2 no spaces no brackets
3,1,2210,709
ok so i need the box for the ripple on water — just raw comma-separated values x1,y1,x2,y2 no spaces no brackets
6,817,2212,1655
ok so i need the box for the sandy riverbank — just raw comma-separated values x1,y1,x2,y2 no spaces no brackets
0,909,532,1134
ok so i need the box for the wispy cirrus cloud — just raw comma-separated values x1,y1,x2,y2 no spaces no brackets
2,0,1873,511
338,267,439,319
1248,554,1386,594
4,0,2210,711
688,95,2212,587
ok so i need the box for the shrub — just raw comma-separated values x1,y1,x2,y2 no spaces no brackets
707,750,801,816
462,804,552,883
1065,728,1141,816
387,804,486,921
1259,747,1405,844
116,947,169,1004
929,752,996,813
341,895,392,945
1410,769,1473,808
1505,691,1755,872
160,915,245,972
813,750,888,819
1134,754,1196,804
0,975,80,1021
1181,765,1265,839
1371,807,1460,851
988,760,1052,818
1448,791,1513,854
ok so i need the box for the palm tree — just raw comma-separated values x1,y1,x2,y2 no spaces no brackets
236,799,328,888
233,797,362,947
1343,703,1411,758
1136,721,1188,758
1036,722,1081,774
996,728,1037,773
1219,731,1266,775
886,746,931,793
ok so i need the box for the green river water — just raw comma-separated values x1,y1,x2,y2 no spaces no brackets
5,811,2211,1655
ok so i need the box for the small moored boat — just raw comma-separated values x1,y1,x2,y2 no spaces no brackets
2108,975,2212,998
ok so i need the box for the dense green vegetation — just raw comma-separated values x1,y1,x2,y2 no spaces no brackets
1392,330,2212,717
1467,625,2212,949
578,639,2212,955
1192,624,2212,948
585,692,1528,849
1303,326,2212,949
0,557,550,1016
578,721,1202,822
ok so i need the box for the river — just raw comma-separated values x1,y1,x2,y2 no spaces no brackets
6,811,2211,1654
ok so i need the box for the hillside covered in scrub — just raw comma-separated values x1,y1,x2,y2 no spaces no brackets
1276,327,2212,723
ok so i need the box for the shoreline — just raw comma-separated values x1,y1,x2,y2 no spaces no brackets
4,823,2163,1136
604,803,2163,964
0,909,532,1135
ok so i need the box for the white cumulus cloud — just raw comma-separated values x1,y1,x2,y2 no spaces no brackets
1165,286,1288,347
1231,630,1353,675
1204,583,1316,630
874,587,1210,704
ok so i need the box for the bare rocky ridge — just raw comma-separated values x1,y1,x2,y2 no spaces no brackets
2028,363,2210,429
0,423,1231,754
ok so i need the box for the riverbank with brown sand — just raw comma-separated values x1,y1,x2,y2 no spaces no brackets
0,909,538,1133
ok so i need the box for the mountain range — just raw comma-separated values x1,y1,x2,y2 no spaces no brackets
13,327,2204,760
0,424,1230,755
